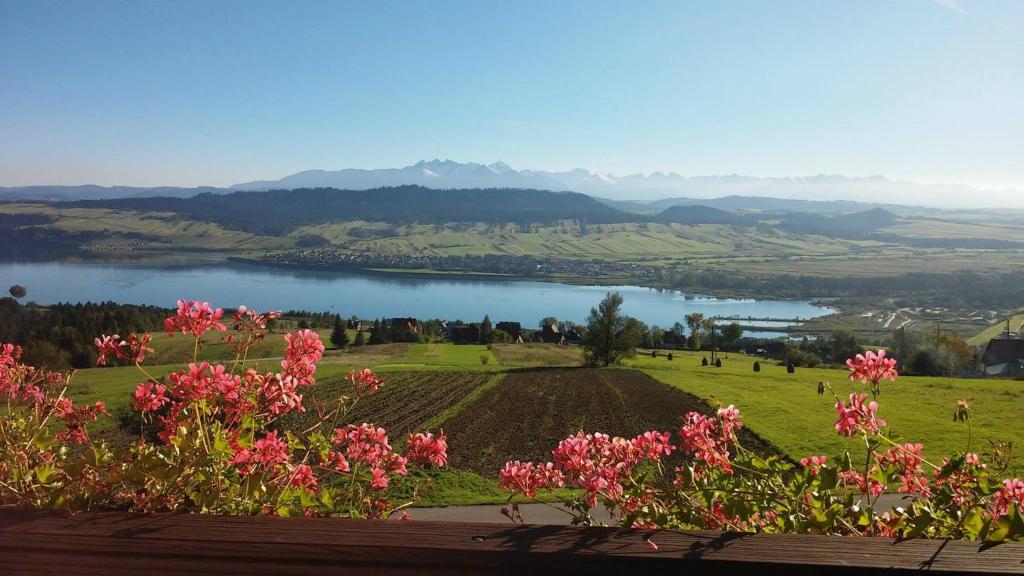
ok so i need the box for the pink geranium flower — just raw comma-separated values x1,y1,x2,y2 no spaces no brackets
835,392,887,437
163,300,226,338
847,350,898,389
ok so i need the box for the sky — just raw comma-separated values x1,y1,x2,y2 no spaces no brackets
1,0,1022,196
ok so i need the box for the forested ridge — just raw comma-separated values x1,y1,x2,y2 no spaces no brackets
71,186,633,234
0,298,169,368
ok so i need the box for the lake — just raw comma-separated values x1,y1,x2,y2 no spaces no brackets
0,261,832,335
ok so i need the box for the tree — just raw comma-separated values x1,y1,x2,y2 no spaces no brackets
539,316,559,330
830,330,861,364
479,315,494,344
581,292,640,367
8,285,26,299
369,319,387,345
934,333,975,375
353,329,366,347
721,323,743,349
905,348,940,376
329,314,349,349
684,313,705,351
20,340,69,370
650,325,664,349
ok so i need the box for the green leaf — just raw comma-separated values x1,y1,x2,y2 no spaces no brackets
31,429,57,451
818,467,839,491
963,508,985,539
33,464,56,484
906,509,935,539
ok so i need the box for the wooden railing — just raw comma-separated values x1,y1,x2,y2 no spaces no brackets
1,508,1023,575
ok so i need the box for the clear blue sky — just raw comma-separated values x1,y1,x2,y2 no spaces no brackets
1,0,1021,189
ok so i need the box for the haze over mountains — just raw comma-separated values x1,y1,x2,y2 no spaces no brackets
2,159,1021,210
230,160,1021,209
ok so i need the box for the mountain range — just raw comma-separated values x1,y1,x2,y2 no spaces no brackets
230,160,1021,209
2,159,1021,210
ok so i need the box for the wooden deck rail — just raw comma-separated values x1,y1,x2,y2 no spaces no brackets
2,509,1023,575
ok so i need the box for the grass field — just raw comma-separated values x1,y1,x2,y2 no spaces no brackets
969,314,1024,346
624,350,1024,474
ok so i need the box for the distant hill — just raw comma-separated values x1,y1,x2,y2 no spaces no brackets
780,208,899,236
71,185,633,235
653,205,753,225
0,185,227,202
602,195,890,215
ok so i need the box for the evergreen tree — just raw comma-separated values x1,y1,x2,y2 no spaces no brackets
479,314,494,344
329,314,349,349
353,329,366,346
369,318,387,345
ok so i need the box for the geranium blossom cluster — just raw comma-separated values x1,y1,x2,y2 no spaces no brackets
163,299,226,337
677,406,742,475
94,333,153,366
0,342,90,428
3,298,449,518
876,442,931,496
116,301,443,517
406,431,449,468
349,368,384,396
1,340,111,507
500,353,1024,541
847,349,898,395
834,392,887,436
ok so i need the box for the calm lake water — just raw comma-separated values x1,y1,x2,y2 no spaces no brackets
0,261,832,334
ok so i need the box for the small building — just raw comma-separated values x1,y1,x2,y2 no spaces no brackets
540,323,564,344
496,321,523,342
982,339,1024,376
451,324,481,344
388,317,420,335
563,326,583,345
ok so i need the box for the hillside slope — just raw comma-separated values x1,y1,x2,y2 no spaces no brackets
72,185,634,234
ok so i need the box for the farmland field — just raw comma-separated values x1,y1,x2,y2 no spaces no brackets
57,341,1024,505
442,367,780,475
280,371,498,441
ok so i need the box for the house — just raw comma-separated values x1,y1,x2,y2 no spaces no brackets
496,321,524,343
982,339,1024,376
450,324,481,344
540,322,564,344
389,317,420,335
496,321,523,342
563,326,583,345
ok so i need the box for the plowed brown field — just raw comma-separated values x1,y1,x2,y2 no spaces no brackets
443,367,780,475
